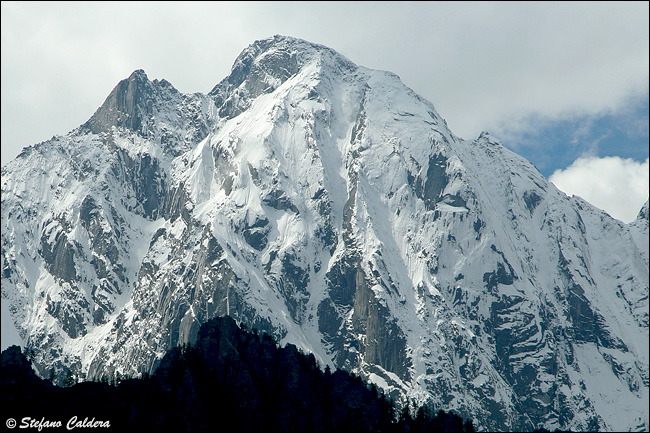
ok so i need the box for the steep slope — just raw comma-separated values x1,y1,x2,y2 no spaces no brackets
1,35,647,431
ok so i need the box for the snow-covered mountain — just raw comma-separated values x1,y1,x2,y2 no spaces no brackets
2,35,648,431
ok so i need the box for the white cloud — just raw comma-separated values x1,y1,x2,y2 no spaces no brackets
549,156,649,223
1,2,648,165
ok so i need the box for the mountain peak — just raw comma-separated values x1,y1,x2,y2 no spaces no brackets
82,68,179,136
233,34,352,71
129,68,148,79
82,68,153,135
208,35,357,119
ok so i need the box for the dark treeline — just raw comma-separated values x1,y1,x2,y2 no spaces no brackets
2,316,475,432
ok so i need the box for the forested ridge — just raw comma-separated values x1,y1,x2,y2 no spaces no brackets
2,316,475,432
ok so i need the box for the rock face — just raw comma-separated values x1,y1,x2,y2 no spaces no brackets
1,35,648,431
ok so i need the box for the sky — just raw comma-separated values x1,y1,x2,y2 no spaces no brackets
1,1,648,222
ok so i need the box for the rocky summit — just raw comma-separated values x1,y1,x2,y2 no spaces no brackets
1,35,648,431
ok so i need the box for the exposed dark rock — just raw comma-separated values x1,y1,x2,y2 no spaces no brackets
241,215,270,251
352,268,410,380
523,190,542,214
262,189,300,214
415,153,449,210
39,221,78,283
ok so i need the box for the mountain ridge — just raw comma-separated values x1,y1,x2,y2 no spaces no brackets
1,35,648,432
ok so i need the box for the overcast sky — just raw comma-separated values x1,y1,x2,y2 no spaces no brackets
1,1,648,222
